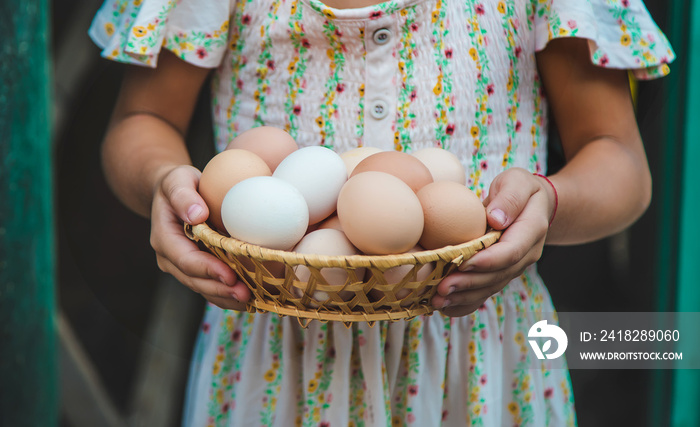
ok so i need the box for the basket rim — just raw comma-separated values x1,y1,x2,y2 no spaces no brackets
186,222,502,269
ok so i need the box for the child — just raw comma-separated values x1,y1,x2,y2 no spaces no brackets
90,0,673,425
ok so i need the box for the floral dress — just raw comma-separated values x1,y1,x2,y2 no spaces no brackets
90,0,673,425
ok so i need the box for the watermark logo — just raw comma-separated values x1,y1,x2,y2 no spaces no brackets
528,320,568,360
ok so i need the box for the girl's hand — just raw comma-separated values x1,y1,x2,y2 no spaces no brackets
150,165,252,310
431,167,555,317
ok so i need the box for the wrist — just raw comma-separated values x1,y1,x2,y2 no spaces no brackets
533,173,558,226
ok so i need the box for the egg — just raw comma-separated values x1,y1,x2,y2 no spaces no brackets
416,181,487,250
339,146,383,177
273,146,347,225
337,171,424,254
226,126,299,172
350,151,433,193
198,149,272,232
292,229,364,305
317,214,343,232
411,147,467,185
368,245,434,306
221,176,309,250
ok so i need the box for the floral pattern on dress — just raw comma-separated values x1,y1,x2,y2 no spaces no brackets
430,0,455,150
465,0,492,199
395,6,420,152
284,0,308,141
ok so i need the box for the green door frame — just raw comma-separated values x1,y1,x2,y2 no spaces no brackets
653,0,700,425
0,0,57,425
670,0,700,424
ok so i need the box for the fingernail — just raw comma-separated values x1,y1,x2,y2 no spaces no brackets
187,204,204,223
219,276,231,286
442,299,451,308
230,290,241,301
490,208,507,226
446,286,456,295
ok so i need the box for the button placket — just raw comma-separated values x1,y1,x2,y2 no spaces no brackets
363,17,398,150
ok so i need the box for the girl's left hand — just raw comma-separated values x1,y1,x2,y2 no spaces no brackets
431,167,556,317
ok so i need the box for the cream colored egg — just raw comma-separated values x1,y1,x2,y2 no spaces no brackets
292,229,364,305
416,181,486,250
317,214,343,232
198,149,272,232
411,147,467,185
226,126,299,172
337,171,424,254
340,146,383,177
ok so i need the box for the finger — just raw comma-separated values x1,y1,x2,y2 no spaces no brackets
159,166,209,224
433,288,490,316
434,271,505,302
207,295,249,311
153,225,239,285
459,198,548,273
157,255,248,301
438,281,504,308
229,280,252,302
435,269,513,296
440,301,484,317
483,168,540,230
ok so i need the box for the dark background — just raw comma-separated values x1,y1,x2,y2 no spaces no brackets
53,1,673,425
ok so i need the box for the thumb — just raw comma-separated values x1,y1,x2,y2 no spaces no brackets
484,170,539,230
159,166,209,225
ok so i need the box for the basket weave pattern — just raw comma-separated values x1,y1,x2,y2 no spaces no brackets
186,223,500,325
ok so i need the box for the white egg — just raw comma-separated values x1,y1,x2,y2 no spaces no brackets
221,176,309,250
272,146,347,225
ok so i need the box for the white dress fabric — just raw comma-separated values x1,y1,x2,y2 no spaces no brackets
90,0,673,425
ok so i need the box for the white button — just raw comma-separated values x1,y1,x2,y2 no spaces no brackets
372,28,391,45
370,100,389,120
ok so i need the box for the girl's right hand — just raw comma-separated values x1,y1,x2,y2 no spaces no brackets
150,165,252,310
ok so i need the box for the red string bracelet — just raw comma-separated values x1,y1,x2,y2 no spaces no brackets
533,173,558,226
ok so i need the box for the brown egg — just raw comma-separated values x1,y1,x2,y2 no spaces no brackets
198,149,272,232
292,229,364,306
411,147,467,185
340,146,383,177
416,181,487,250
350,151,433,193
337,171,424,254
368,245,434,306
226,126,298,172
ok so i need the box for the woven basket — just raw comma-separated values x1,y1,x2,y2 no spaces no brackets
185,222,500,326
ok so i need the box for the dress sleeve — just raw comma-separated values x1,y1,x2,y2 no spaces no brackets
88,0,233,68
532,0,675,80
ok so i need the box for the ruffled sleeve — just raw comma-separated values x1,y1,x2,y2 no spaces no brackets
533,0,675,80
88,0,232,68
